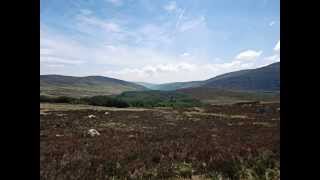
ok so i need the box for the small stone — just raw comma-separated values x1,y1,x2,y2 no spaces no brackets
104,112,109,115
88,129,100,137
128,135,135,138
88,114,96,118
202,162,207,167
55,134,63,137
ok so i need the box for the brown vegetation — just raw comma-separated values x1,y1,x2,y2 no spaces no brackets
40,102,280,179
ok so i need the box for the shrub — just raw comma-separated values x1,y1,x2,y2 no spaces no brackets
173,162,193,178
54,96,76,103
211,151,280,180
40,95,77,103
86,96,129,108
40,95,53,102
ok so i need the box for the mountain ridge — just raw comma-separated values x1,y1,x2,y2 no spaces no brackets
40,62,280,97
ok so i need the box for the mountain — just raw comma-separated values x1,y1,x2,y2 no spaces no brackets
40,75,148,97
203,62,280,91
138,62,280,92
148,81,204,91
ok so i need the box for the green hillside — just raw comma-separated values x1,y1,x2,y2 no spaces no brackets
40,75,148,97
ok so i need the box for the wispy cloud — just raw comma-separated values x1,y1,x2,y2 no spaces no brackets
41,56,85,65
105,0,123,6
76,14,122,33
179,16,206,32
164,1,177,12
40,29,89,66
269,21,275,26
79,9,93,16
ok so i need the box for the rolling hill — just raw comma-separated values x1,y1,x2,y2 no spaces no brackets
40,75,148,97
203,62,280,91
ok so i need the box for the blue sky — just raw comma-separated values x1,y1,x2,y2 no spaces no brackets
40,0,280,83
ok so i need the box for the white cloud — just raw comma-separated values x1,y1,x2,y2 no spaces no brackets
264,54,279,62
235,50,263,61
164,1,177,12
274,40,280,52
181,52,190,57
46,64,65,68
103,60,257,83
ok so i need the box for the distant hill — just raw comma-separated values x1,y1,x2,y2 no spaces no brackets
203,62,280,91
138,62,280,92
134,82,159,90
40,75,147,97
149,81,204,91
41,62,279,98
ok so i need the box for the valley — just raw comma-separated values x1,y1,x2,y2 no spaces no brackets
40,63,280,179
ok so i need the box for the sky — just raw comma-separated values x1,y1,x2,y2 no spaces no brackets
40,0,280,84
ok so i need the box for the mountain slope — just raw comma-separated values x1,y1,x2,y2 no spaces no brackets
203,62,280,91
177,87,280,104
149,81,204,91
40,75,148,97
